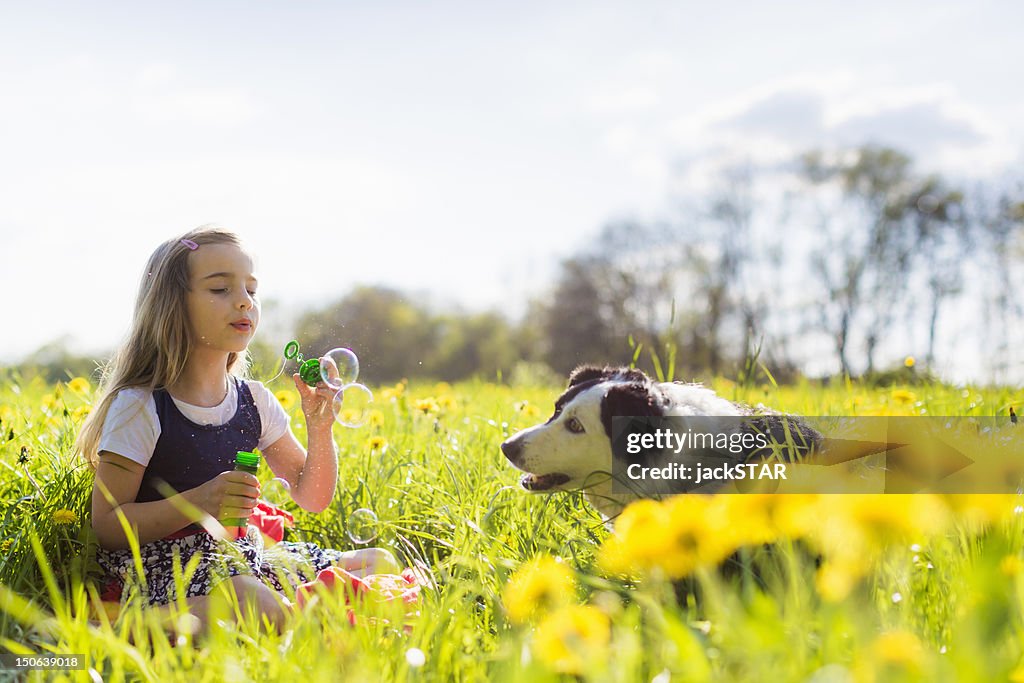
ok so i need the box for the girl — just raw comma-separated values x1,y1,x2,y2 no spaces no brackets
75,226,398,632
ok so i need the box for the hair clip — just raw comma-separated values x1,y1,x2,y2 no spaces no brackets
180,239,199,251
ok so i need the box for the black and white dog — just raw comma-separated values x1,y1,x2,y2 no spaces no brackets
500,365,823,521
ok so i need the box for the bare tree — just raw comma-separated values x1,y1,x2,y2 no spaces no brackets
702,164,758,375
975,183,1024,379
902,177,967,366
801,146,926,375
539,255,632,374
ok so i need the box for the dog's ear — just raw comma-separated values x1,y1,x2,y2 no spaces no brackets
568,365,614,388
600,381,667,439
569,365,651,388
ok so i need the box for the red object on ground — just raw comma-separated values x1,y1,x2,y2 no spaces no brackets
99,576,123,603
247,500,295,544
293,565,427,625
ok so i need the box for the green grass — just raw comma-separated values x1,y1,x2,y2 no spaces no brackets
0,370,1023,681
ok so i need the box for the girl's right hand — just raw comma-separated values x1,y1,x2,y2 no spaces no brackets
191,470,261,522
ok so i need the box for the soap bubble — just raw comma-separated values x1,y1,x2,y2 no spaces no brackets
332,383,374,428
347,508,379,544
320,348,360,389
262,477,292,506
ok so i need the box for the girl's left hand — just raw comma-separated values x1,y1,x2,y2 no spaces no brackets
293,373,336,430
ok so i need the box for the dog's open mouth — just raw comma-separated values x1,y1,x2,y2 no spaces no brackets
520,472,571,491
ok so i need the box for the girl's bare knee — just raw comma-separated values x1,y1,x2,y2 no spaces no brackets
224,575,290,630
341,547,400,575
180,594,212,635
368,547,400,573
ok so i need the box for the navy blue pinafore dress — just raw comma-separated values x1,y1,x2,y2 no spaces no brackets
96,377,349,606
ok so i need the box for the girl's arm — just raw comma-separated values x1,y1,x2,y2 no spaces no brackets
262,374,339,513
91,451,261,549
262,425,338,513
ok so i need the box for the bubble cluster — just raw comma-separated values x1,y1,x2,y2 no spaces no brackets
281,341,374,428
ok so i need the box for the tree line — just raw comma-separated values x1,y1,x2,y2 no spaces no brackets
289,144,1022,385
12,144,1024,386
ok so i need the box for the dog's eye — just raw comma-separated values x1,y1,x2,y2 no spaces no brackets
565,417,585,434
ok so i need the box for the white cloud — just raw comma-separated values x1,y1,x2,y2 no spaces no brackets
718,89,825,142
655,75,1016,187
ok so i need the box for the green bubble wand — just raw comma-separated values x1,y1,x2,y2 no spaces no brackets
275,340,374,428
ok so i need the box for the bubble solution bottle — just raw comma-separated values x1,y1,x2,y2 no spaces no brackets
225,450,260,540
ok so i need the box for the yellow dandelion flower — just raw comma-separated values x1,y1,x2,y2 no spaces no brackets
1011,666,1024,683
814,560,864,603
871,629,924,670
437,395,457,411
41,393,60,411
711,495,779,546
600,499,673,572
837,494,949,542
503,556,576,624
904,356,916,368
515,400,541,419
945,494,1015,526
1001,555,1024,577
365,436,388,453
0,540,12,553
367,410,385,428
891,389,917,405
380,382,408,402
415,398,439,415
596,537,639,578
52,509,79,525
599,496,736,580
72,405,91,421
660,495,738,576
340,409,362,425
533,605,610,675
68,377,91,394
275,390,297,412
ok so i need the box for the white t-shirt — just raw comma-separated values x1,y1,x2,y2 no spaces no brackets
98,379,291,467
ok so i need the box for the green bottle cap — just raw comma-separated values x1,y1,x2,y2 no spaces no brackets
235,451,260,469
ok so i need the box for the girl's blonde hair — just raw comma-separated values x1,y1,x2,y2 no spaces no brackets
75,225,251,468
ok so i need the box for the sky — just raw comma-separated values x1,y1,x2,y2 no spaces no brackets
2,1,1022,380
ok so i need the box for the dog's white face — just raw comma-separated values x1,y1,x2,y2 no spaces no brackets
501,377,618,492
500,365,739,496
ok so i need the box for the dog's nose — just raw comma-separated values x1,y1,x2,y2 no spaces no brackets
500,437,523,465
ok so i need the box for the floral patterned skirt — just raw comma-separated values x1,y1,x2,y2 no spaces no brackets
96,525,351,606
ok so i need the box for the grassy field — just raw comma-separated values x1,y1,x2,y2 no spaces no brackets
0,370,1023,682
